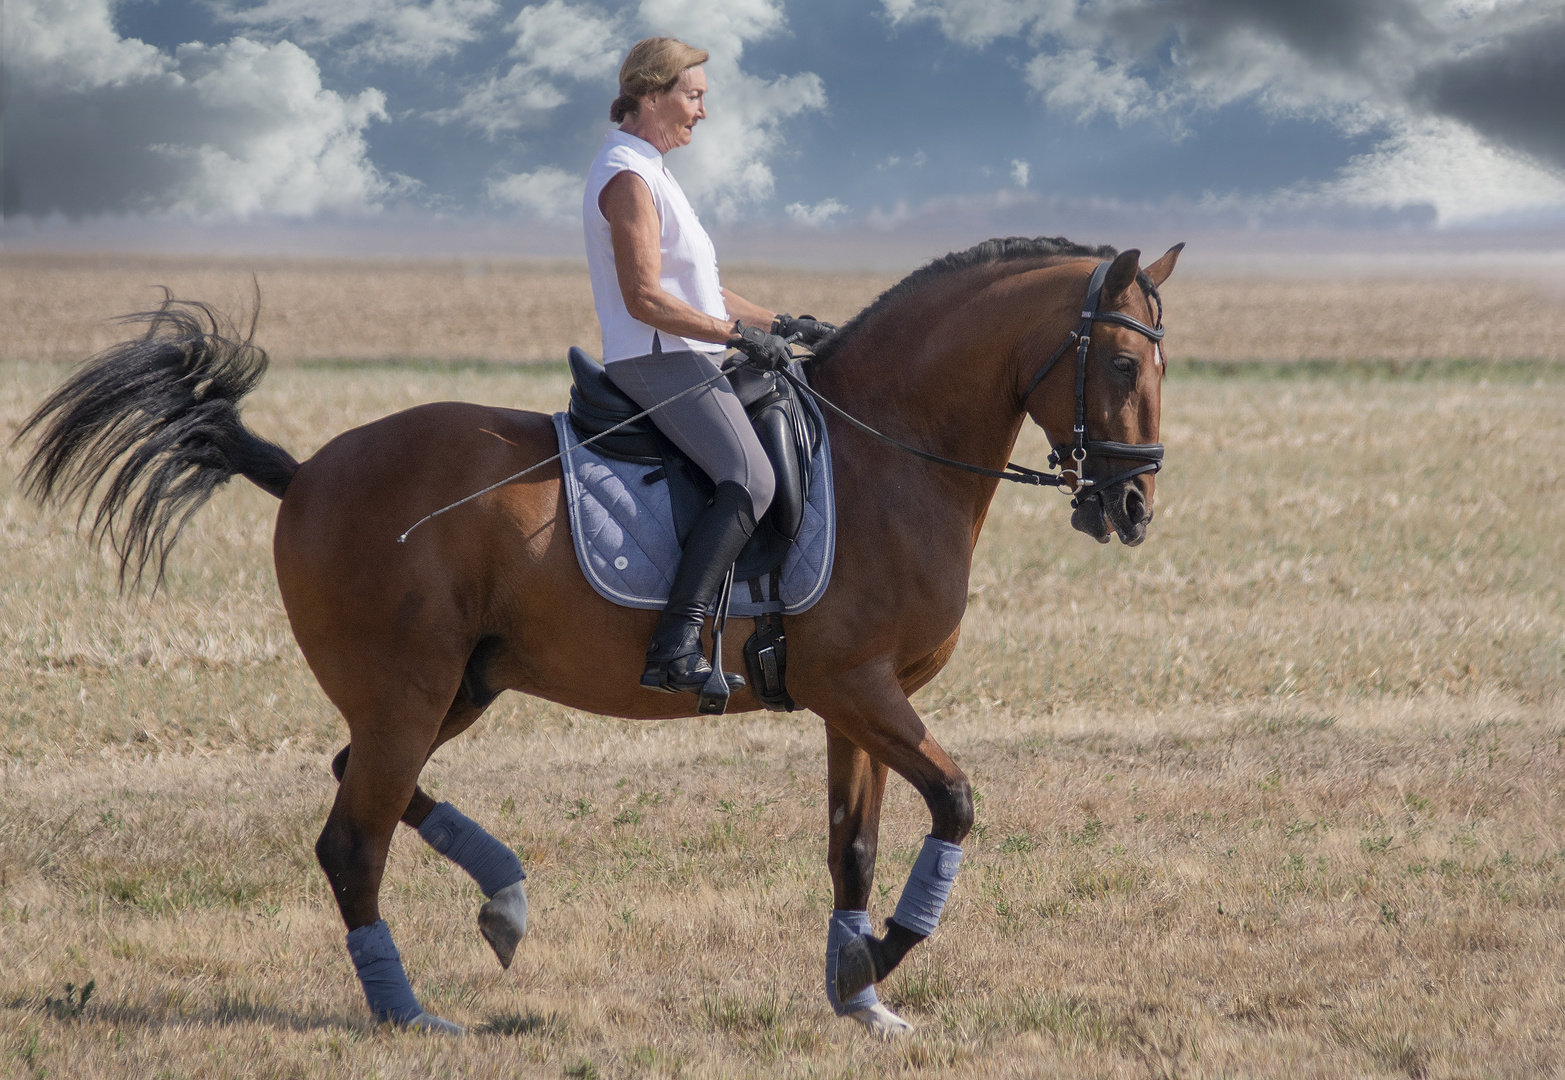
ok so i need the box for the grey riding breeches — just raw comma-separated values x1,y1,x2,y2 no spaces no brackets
605,348,776,520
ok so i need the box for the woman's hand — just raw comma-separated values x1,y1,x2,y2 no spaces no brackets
771,314,838,347
729,323,794,371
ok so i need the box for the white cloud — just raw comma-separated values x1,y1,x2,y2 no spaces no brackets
511,0,626,76
214,0,499,65
1010,158,1029,188
435,0,625,138
4,0,393,218
1298,118,1565,225
487,165,584,220
1024,48,1157,124
785,198,847,227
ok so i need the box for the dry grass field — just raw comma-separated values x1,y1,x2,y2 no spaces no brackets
1,257,1564,1078
5,252,1565,366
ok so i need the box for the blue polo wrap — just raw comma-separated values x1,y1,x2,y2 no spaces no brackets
346,920,422,1024
825,909,880,1015
416,801,526,899
891,836,963,937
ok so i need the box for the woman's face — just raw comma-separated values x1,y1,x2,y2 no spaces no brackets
640,66,706,152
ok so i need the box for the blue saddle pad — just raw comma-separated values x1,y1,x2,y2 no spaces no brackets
552,393,835,617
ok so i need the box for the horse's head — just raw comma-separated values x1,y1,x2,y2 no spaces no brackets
1021,243,1182,546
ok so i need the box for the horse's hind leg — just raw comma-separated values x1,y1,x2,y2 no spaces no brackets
329,697,529,968
813,670,972,1011
823,727,913,1037
315,709,465,1034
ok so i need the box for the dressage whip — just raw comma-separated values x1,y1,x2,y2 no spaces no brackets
395,365,731,543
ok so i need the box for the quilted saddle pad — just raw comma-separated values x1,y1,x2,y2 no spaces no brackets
551,398,835,617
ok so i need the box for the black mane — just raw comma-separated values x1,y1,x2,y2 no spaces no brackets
810,236,1117,366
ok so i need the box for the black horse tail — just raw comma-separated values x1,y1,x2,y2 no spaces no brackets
12,291,299,588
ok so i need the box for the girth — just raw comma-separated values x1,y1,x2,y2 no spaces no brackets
565,347,819,583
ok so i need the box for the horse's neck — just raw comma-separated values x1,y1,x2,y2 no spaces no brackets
815,271,1032,517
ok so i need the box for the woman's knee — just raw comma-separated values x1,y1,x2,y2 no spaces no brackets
746,461,776,522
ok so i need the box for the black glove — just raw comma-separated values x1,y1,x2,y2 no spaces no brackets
771,313,838,347
729,322,793,371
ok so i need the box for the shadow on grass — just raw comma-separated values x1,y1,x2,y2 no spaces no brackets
476,1009,565,1037
4,989,362,1036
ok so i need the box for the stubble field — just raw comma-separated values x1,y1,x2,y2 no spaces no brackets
1,255,1563,1079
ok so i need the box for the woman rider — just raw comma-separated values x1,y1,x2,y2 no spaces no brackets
585,37,834,696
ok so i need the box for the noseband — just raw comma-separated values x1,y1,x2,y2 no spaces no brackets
1020,258,1166,507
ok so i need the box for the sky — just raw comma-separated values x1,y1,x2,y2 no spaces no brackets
5,0,1565,260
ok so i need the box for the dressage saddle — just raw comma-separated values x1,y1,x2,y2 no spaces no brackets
565,346,819,583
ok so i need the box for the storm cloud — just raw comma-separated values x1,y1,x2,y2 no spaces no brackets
889,0,1565,221
1414,8,1565,171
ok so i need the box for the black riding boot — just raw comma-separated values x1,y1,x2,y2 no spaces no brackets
641,480,756,694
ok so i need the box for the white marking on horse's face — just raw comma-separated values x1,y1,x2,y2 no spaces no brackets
832,805,846,826
1153,342,1163,370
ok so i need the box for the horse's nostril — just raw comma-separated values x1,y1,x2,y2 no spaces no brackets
1124,485,1146,523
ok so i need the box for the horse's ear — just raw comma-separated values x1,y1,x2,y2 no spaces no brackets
1144,242,1184,287
1102,249,1141,300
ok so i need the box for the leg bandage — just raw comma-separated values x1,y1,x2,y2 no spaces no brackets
891,836,963,937
417,801,526,899
825,909,880,1015
346,920,422,1024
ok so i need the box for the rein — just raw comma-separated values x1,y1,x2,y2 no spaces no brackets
788,258,1166,506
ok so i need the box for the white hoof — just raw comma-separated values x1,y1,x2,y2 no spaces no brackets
478,880,528,969
848,1002,914,1039
407,1011,466,1035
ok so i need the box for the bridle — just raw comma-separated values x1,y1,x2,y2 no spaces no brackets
1019,257,1166,506
779,257,1166,507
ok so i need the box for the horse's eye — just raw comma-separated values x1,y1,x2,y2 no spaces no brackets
1111,354,1138,375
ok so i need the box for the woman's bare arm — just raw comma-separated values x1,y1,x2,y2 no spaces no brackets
721,288,775,330
601,172,774,344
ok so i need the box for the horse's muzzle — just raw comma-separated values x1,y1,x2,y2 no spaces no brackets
1071,481,1153,546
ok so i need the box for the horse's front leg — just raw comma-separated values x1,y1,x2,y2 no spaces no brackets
823,726,913,1036
814,668,972,1012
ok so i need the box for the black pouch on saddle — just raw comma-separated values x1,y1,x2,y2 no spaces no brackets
742,576,795,712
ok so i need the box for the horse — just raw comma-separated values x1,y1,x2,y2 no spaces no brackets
15,236,1182,1037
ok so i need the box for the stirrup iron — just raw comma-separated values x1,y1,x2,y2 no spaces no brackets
697,564,741,715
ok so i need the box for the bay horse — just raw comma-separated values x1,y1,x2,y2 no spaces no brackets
16,237,1181,1037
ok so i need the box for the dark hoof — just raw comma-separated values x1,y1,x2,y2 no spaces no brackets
835,934,878,1002
477,881,528,970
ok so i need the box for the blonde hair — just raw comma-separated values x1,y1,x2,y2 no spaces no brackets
610,38,708,123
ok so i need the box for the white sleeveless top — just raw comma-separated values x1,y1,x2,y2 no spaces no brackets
583,129,727,362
